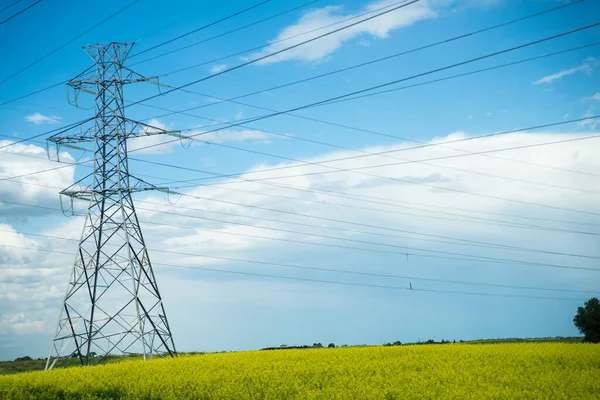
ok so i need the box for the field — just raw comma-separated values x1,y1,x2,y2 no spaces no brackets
1,343,599,399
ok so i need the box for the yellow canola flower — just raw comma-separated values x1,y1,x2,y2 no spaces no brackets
0,343,599,399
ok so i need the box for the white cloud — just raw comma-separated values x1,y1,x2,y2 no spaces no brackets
0,313,47,335
128,118,180,155
191,129,272,144
445,0,503,8
356,38,371,47
0,141,75,220
210,64,228,74
245,0,436,65
2,131,600,356
532,58,598,85
577,107,598,130
140,118,168,133
24,113,62,125
591,93,600,102
0,224,40,265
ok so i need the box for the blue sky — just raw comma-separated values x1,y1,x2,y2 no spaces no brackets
0,0,599,361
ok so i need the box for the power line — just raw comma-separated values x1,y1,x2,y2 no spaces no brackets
0,120,92,151
129,0,274,59
3,106,600,224
158,263,592,302
159,44,600,180
145,259,600,295
134,200,600,259
117,126,600,230
145,165,600,231
125,0,421,108
129,0,321,63
0,0,42,25
118,212,600,269
0,0,24,14
0,0,139,86
167,1,589,114
0,142,197,187
9,198,578,257
152,0,586,79
2,39,596,228
111,43,600,214
2,138,600,239
2,131,598,231
132,80,600,197
0,81,65,107
2,115,600,222
187,131,600,189
4,129,600,226
146,114,600,184
2,199,598,272
0,0,519,107
1,0,596,350
145,169,600,234
0,0,416,145
123,23,600,158
6,12,597,160
0,118,91,151
1,230,597,296
141,0,413,72
103,41,600,194
127,22,600,119
7,199,582,267
287,25,600,114
0,0,336,107
0,0,587,114
135,201,600,270
0,242,593,301
137,124,600,217
3,162,598,240
3,161,600,251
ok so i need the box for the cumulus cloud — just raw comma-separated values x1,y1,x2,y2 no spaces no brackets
129,121,276,155
200,129,271,144
128,118,180,155
0,222,71,339
24,113,62,125
533,58,598,85
0,313,47,335
2,131,600,358
0,140,75,219
245,0,436,65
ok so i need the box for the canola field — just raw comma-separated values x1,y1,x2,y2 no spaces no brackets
1,343,599,399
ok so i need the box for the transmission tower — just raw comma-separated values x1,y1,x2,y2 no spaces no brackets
45,42,177,369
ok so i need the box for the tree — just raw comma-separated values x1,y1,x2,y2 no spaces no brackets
328,343,335,348
573,297,600,343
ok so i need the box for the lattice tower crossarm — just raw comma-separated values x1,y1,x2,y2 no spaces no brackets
46,42,177,370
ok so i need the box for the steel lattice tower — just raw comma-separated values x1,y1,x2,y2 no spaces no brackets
46,42,177,369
